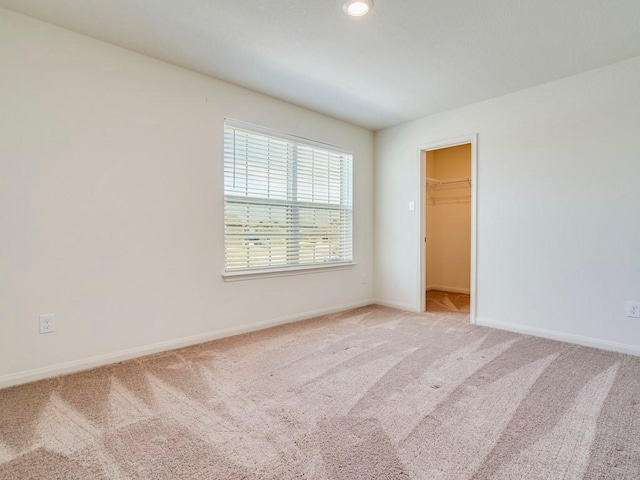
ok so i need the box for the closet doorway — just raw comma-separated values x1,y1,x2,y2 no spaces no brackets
418,135,477,322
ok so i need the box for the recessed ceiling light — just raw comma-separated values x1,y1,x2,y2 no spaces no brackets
344,0,373,17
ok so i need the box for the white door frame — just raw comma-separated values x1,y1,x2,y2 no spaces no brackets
417,134,478,323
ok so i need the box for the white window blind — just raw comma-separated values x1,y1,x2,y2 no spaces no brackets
223,120,353,273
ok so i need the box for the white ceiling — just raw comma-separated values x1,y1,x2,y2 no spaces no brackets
2,0,640,130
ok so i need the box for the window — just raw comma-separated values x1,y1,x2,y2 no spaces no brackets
223,120,353,275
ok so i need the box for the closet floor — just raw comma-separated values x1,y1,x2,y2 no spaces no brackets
426,289,470,313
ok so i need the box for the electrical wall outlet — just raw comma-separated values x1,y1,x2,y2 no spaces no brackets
361,273,368,284
39,313,55,334
626,302,640,318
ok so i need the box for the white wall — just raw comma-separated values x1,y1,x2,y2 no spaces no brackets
0,8,374,386
375,56,640,353
426,145,471,294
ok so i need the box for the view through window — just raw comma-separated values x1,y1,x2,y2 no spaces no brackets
223,121,353,273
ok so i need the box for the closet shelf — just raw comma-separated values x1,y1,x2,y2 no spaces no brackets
427,195,471,205
426,176,471,187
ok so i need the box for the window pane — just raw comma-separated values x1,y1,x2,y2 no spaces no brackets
224,122,353,273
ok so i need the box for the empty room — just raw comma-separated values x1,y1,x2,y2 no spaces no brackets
1,1,640,479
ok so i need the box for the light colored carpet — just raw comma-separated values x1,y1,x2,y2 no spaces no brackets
426,290,470,313
1,305,639,479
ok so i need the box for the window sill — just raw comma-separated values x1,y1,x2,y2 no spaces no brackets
222,262,357,282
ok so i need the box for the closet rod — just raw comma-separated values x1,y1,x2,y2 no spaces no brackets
426,176,471,186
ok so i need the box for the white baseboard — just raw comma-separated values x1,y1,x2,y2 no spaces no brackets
476,317,640,357
374,299,420,312
426,285,470,294
0,299,376,389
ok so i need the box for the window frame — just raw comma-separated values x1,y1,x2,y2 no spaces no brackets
222,119,355,280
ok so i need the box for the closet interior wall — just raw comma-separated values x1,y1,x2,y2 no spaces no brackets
426,144,472,294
